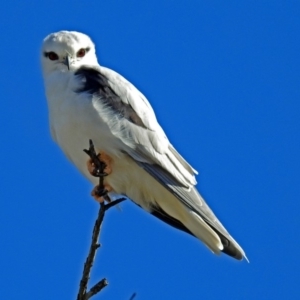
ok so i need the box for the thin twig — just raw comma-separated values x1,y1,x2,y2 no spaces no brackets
85,278,108,299
77,140,127,300
129,292,137,300
77,203,106,300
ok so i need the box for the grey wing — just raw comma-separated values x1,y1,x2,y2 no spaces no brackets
99,66,198,186
75,65,244,259
136,161,245,259
76,65,197,187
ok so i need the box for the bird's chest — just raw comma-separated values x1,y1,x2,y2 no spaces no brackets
46,77,114,172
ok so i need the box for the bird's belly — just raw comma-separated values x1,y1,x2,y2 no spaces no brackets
51,109,166,209
49,95,120,177
48,91,181,212
54,119,163,210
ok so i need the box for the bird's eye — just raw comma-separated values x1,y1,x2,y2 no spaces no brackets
77,48,86,58
46,52,59,61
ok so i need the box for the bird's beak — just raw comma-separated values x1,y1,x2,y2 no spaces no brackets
62,55,71,70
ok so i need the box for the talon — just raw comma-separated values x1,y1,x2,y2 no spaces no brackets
87,152,112,177
87,159,97,176
98,152,112,175
91,184,113,203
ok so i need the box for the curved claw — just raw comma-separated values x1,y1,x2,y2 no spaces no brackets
91,184,113,203
87,155,112,178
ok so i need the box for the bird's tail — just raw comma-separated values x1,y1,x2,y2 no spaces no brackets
184,209,247,261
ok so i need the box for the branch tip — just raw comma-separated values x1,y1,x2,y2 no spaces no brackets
77,139,127,299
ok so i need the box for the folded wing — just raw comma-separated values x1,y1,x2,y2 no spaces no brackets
75,65,246,260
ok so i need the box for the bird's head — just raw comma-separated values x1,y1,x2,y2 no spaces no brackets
41,31,98,74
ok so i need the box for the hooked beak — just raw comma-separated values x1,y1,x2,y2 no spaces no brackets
62,55,71,70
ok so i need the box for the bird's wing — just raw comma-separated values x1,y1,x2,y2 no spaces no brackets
74,66,242,255
75,65,197,188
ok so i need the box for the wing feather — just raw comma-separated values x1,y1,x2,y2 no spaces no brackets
75,65,197,187
75,65,245,260
135,160,245,259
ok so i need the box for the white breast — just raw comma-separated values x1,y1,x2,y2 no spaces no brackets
44,71,124,181
43,71,185,213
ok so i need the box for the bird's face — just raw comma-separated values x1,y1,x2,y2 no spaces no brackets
41,31,98,74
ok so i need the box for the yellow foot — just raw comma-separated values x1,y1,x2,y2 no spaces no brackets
87,151,112,177
91,184,113,203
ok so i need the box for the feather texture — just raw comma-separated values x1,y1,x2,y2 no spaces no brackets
41,31,246,260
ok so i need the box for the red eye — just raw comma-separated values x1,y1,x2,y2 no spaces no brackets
48,52,59,60
77,48,86,57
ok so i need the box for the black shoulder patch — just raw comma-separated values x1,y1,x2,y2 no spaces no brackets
75,66,112,95
74,66,146,128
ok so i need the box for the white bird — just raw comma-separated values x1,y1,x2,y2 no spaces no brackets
41,30,246,260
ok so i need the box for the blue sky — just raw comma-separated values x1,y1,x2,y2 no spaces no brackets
0,1,299,299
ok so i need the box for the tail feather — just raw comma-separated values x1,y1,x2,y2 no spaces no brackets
150,202,246,260
186,211,224,254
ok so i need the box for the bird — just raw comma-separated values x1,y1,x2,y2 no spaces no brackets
41,30,246,261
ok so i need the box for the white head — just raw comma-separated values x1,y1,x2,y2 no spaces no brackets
41,31,98,75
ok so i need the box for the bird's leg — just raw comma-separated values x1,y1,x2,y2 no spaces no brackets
84,140,113,203
91,184,112,203
86,152,112,177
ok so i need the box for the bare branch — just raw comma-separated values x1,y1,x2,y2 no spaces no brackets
76,140,127,299
77,203,106,300
85,278,108,299
129,292,137,300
